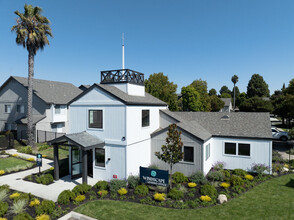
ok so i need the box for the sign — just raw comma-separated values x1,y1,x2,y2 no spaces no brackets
113,175,117,179
140,166,169,187
36,154,42,167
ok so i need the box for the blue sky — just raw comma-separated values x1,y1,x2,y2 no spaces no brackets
0,0,293,94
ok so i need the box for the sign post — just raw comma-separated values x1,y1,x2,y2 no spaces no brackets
140,166,169,187
36,154,42,175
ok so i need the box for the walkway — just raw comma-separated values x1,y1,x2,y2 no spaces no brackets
1,149,97,202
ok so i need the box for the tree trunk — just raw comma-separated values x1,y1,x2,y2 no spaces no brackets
233,84,236,109
27,49,35,149
169,164,173,189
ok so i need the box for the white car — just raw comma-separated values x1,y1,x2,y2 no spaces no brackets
271,127,290,141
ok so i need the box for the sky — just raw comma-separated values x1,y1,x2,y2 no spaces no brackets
0,0,294,94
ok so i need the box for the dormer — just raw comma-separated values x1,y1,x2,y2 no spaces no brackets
100,69,145,96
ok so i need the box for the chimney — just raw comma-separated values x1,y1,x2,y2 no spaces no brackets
100,69,145,96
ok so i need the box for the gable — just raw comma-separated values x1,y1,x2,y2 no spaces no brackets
70,86,124,106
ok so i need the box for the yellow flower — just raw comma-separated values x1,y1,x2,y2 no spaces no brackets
200,195,212,202
0,218,8,220
284,164,289,168
35,214,50,220
245,174,254,181
188,182,197,188
9,192,20,199
0,170,5,175
74,194,86,202
42,155,47,158
117,188,128,195
153,193,166,201
220,182,230,188
12,154,18,157
27,158,35,162
49,167,54,171
29,199,40,207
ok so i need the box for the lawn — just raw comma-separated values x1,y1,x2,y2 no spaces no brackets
0,157,33,172
75,174,294,220
33,146,69,160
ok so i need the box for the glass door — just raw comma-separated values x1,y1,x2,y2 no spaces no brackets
71,147,82,179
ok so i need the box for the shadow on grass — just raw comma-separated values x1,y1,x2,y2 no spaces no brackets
284,178,294,189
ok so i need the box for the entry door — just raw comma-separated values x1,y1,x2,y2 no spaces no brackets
87,149,93,177
71,147,82,179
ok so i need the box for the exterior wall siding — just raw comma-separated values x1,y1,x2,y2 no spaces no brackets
159,111,178,128
151,130,203,176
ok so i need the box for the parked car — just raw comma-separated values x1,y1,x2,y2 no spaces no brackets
271,127,290,141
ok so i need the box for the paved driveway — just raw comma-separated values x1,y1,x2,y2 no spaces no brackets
273,140,294,160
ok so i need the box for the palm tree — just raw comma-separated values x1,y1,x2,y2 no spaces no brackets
12,4,53,148
231,75,239,109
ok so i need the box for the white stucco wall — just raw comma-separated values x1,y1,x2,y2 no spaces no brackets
203,138,213,175
106,83,145,96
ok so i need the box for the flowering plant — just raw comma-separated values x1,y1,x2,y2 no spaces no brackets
188,182,197,188
245,174,254,181
200,195,212,202
117,188,128,195
0,170,5,175
212,161,225,170
153,193,166,201
220,182,230,188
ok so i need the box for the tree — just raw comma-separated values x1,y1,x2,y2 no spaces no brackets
209,95,225,112
145,72,178,111
219,86,231,96
181,86,202,111
155,124,183,188
247,74,270,98
12,4,52,147
239,97,273,112
231,75,239,109
190,79,211,111
220,93,232,98
208,88,217,96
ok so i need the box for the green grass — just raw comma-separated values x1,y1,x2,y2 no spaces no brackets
76,174,294,220
0,157,33,172
33,147,68,160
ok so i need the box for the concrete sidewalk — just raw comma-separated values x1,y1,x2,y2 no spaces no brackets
1,149,96,202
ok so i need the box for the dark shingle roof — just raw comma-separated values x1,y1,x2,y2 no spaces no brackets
12,76,82,104
220,98,231,107
160,110,272,140
70,83,167,106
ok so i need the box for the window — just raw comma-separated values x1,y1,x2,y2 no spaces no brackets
4,105,11,113
205,143,210,161
4,123,11,131
184,146,194,163
224,142,250,157
142,110,150,127
89,110,103,129
55,105,61,114
238,143,250,156
17,104,24,113
95,148,105,167
224,142,236,155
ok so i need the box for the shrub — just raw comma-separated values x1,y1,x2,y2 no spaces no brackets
72,183,91,195
153,193,166,201
97,190,108,198
0,185,9,193
12,154,19,157
134,185,149,196
13,212,33,220
220,169,231,178
57,190,75,205
189,171,208,185
0,201,8,217
38,144,50,151
207,170,224,182
109,180,127,193
148,164,159,169
200,195,212,202
233,169,247,177
36,174,54,185
172,172,188,184
0,170,5,176
230,175,244,186
9,193,20,200
117,188,128,195
49,167,54,171
27,158,35,162
176,184,187,193
94,181,108,190
0,190,8,202
251,163,269,175
127,175,140,189
74,195,86,203
168,188,184,200
35,200,55,215
29,199,40,207
220,182,230,188
272,162,284,173
18,146,32,154
35,214,50,220
245,174,254,181
10,199,27,215
188,182,197,188
200,184,217,198
212,161,225,170
272,150,284,163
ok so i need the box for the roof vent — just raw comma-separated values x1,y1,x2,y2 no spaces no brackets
221,115,230,120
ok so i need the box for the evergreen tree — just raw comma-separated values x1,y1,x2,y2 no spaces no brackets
247,74,270,98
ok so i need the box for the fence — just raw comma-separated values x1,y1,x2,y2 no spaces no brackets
37,130,65,143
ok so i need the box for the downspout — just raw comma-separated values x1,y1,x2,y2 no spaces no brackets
125,105,128,179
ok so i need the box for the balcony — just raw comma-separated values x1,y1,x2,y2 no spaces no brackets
101,69,144,86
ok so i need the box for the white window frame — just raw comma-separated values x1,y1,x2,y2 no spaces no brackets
17,104,25,113
95,147,106,169
4,104,11,113
87,108,104,131
181,146,194,164
223,141,251,158
142,109,150,128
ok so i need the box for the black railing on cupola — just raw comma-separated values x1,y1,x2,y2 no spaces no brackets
100,69,144,85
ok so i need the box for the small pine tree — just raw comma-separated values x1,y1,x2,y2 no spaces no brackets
155,124,183,188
